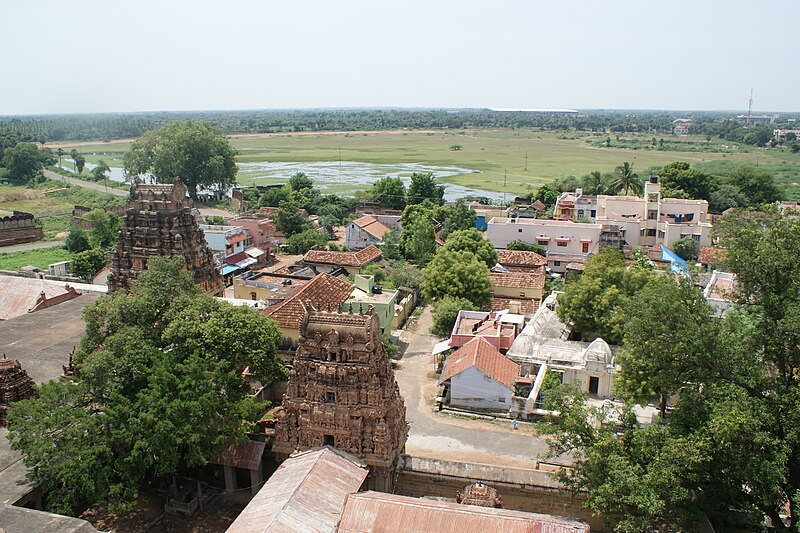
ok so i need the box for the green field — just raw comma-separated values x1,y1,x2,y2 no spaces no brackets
0,246,72,271
53,130,800,199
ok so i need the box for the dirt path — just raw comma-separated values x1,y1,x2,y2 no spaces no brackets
394,306,551,468
0,240,65,254
43,169,128,196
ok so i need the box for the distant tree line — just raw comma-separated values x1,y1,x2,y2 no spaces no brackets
3,109,798,144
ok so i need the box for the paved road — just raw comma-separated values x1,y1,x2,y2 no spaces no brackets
394,306,551,467
0,240,65,254
43,169,128,197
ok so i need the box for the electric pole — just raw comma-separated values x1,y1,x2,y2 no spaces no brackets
524,150,528,172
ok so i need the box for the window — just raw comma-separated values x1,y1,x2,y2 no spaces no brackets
323,435,335,446
553,261,561,266
646,229,656,237
518,228,523,233
577,209,584,218
250,292,257,301
692,234,701,242
648,209,658,220
557,241,568,247
582,242,589,253
590,210,596,218
325,392,336,403
537,240,548,246
519,292,526,297
498,397,506,403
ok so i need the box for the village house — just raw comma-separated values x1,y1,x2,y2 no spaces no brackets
506,293,619,417
553,188,597,222
673,118,692,135
232,269,313,304
486,217,603,273
698,245,727,271
340,275,399,334
446,310,525,353
301,245,383,276
261,273,353,346
704,270,737,316
439,337,522,411
345,214,401,250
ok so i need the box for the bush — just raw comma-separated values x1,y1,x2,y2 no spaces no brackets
390,264,424,289
284,229,328,254
360,262,387,284
64,227,91,253
431,296,478,337
71,248,109,279
672,237,700,261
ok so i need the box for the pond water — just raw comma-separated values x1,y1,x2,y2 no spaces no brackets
237,161,506,202
68,160,506,202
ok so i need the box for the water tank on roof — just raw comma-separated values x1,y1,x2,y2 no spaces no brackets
372,284,382,294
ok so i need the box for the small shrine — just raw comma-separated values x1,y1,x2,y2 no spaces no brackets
456,482,504,508
108,177,223,295
272,304,408,492
0,356,36,427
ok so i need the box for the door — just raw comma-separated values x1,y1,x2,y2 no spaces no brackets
588,376,599,395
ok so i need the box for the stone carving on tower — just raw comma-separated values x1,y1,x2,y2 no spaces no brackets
0,356,36,427
108,177,223,296
456,482,504,508
272,304,408,492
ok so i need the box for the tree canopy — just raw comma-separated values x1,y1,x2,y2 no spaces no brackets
369,176,406,210
544,207,800,531
442,229,497,268
123,121,237,199
2,142,52,184
609,162,643,196
422,249,492,307
8,257,284,514
407,172,445,205
658,161,714,201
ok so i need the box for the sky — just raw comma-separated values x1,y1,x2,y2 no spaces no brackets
1,0,797,115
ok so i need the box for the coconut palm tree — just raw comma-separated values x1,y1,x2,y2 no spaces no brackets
610,162,643,196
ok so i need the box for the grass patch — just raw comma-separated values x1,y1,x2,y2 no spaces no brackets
51,130,800,199
0,180,126,219
38,214,72,240
0,246,73,271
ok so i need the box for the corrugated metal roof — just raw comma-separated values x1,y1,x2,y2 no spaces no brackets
337,491,590,533
226,447,367,533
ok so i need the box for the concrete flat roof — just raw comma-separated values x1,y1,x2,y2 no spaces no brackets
0,293,100,384
0,429,35,506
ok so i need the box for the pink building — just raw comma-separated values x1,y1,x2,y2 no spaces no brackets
448,310,523,353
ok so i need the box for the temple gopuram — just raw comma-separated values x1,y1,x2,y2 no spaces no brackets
108,178,223,295
272,304,408,492
0,356,36,427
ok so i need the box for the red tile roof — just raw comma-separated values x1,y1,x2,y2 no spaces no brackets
490,271,545,290
440,337,520,389
262,273,353,329
698,246,727,266
489,297,538,314
226,232,248,245
303,245,382,267
497,249,548,268
352,215,391,239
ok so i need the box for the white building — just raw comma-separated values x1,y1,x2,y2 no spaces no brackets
506,293,619,414
345,215,401,250
704,270,737,316
594,177,712,249
486,217,602,273
439,336,521,410
199,224,253,260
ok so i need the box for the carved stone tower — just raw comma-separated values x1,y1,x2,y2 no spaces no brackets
0,356,36,427
108,178,223,296
272,305,408,492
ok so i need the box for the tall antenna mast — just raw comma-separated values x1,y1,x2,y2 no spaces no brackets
747,89,753,127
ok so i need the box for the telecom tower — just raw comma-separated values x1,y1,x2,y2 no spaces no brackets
747,89,753,127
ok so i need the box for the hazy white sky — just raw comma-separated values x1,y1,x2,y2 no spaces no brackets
2,0,796,115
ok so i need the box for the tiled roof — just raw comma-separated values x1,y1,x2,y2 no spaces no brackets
698,246,727,266
258,206,280,217
440,337,520,389
227,447,367,533
490,271,545,290
210,440,265,471
352,215,391,239
262,273,352,329
497,249,548,268
489,297,538,314
303,245,382,267
337,491,590,533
